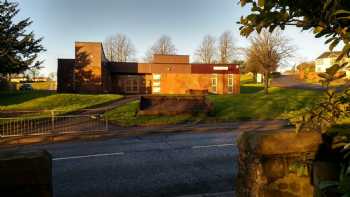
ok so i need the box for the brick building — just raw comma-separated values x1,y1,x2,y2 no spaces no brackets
57,42,240,94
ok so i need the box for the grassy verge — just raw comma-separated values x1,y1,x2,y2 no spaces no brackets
0,90,54,106
305,77,349,87
240,83,264,94
104,101,197,127
105,87,322,126
207,87,322,122
0,91,123,115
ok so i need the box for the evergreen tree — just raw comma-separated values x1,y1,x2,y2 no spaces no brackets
0,0,45,76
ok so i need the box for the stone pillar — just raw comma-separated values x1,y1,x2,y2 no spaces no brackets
0,150,53,197
236,129,322,197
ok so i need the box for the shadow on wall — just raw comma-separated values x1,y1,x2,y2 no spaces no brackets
74,47,93,92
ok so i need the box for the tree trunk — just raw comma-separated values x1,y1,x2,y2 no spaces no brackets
253,72,257,83
264,72,269,94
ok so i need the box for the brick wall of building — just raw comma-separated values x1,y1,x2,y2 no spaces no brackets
57,42,241,95
57,59,74,93
155,73,240,94
74,42,104,93
152,54,189,64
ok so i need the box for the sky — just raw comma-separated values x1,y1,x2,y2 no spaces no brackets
16,0,331,76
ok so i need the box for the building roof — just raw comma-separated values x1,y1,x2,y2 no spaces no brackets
316,51,342,59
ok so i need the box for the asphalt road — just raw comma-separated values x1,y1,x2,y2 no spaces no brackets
23,130,240,197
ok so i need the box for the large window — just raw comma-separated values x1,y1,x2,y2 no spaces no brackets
228,74,234,93
124,76,139,93
211,74,217,93
152,74,161,94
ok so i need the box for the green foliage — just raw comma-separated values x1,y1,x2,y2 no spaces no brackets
0,0,45,75
239,1,350,195
239,0,350,60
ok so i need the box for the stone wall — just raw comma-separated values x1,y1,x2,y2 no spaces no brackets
236,129,322,197
0,150,53,197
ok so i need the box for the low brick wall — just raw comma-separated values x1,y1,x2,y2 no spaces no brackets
236,129,322,197
138,95,212,116
0,150,53,197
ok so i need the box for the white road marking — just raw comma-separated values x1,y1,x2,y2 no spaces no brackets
53,152,125,161
192,143,235,149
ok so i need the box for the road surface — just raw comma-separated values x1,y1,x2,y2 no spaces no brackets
272,75,325,90
22,130,241,197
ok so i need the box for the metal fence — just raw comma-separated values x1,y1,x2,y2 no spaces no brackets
0,114,108,138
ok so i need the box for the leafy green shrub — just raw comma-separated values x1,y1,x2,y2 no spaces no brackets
288,63,350,197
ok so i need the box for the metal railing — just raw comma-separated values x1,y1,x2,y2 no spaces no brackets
0,114,108,138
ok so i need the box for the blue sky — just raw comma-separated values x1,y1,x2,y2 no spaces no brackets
16,0,330,75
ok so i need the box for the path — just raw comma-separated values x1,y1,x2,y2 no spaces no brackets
79,95,139,115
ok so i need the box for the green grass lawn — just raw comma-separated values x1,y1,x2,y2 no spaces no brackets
104,87,323,126
207,87,322,122
240,83,264,94
0,90,54,106
104,101,196,127
0,91,123,114
14,82,57,90
240,74,264,94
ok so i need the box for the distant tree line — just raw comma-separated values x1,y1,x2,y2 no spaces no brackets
103,31,241,64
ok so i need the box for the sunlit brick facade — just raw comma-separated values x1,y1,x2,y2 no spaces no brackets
57,42,240,94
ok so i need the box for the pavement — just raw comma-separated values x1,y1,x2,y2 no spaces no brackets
0,120,289,146
9,129,247,197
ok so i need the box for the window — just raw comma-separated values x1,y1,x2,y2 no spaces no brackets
228,74,234,94
211,74,217,93
132,79,138,92
125,79,132,92
124,76,139,93
152,74,161,94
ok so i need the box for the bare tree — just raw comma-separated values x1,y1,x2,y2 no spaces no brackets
103,34,135,62
195,35,216,64
218,31,235,64
145,35,176,62
245,29,294,94
26,67,40,81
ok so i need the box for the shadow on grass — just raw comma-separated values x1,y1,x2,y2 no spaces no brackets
0,90,54,106
240,85,264,94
